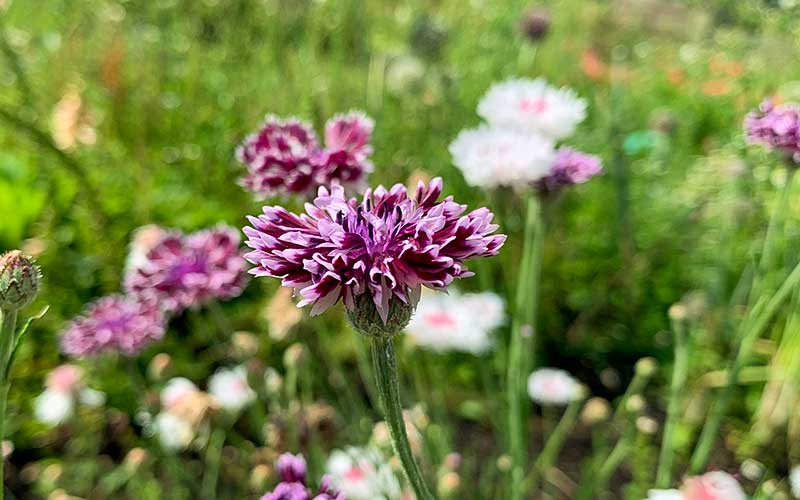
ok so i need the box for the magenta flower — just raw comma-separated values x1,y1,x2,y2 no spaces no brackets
261,453,345,500
236,112,374,199
745,98,800,164
124,225,248,314
243,178,506,324
60,295,165,357
537,146,603,194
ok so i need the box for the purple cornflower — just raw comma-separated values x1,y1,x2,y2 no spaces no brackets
536,146,603,194
236,112,374,199
745,98,800,164
243,178,506,324
261,453,345,500
60,295,165,357
124,225,248,314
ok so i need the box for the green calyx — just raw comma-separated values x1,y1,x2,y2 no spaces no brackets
0,251,41,311
347,292,415,339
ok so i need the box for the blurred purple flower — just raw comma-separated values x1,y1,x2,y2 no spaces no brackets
243,178,506,323
537,146,603,194
236,112,374,199
60,295,165,357
125,225,248,314
261,453,345,500
745,98,800,164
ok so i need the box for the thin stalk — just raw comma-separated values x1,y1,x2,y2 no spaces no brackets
201,428,225,500
507,193,543,500
690,259,800,473
525,394,586,493
757,169,795,280
0,308,18,500
595,417,636,492
656,316,689,487
612,363,655,423
370,337,435,500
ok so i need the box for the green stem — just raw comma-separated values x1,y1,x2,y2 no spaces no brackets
656,316,688,487
595,417,636,492
201,428,225,500
690,258,800,473
370,337,435,500
0,308,18,500
757,169,795,280
507,193,543,500
525,394,586,493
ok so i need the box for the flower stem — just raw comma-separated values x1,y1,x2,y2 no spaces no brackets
507,193,543,500
656,314,688,488
0,308,18,500
690,258,800,473
370,336,435,500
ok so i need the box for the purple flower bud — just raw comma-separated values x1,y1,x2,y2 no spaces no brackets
536,146,603,194
520,7,551,42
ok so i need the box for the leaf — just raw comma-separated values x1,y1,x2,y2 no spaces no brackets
5,305,48,378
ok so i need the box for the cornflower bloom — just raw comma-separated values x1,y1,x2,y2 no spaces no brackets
745,98,800,164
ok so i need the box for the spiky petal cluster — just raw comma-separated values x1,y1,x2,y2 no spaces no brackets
261,453,345,500
537,146,603,194
745,99,800,164
449,125,556,188
124,225,248,314
60,295,165,357
243,178,506,325
477,78,587,140
236,112,374,199
0,250,41,311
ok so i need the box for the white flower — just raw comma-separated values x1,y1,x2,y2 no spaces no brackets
406,289,505,354
78,387,106,407
161,377,198,410
153,412,194,451
34,389,75,426
1,440,12,460
644,490,683,500
527,368,581,405
791,465,800,498
681,471,745,500
449,125,555,188
477,78,586,140
208,366,256,412
326,446,403,500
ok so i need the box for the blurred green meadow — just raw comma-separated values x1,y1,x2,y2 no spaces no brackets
2,0,800,498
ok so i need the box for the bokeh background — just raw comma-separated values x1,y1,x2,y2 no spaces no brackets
2,0,800,498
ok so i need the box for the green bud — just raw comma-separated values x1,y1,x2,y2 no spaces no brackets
0,250,41,311
347,293,414,339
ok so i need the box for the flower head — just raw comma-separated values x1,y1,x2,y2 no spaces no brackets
449,125,556,188
237,112,374,199
208,365,256,412
745,99,800,164
125,225,248,314
477,78,587,140
160,377,199,410
261,453,345,500
243,178,506,331
153,412,194,451
520,7,551,41
326,446,403,500
60,295,165,357
406,288,505,354
790,465,800,498
34,389,75,426
0,250,41,311
527,368,582,405
643,491,683,500
35,364,104,426
680,471,745,500
537,146,603,194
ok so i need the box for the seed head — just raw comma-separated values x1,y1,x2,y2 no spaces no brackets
0,250,41,311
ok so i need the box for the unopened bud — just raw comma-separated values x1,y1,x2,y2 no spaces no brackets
263,367,283,396
635,357,658,378
124,447,149,471
625,395,646,414
283,343,307,369
0,250,41,311
148,353,172,381
438,471,461,496
520,7,551,42
635,416,658,435
347,293,414,338
496,454,512,472
232,331,259,359
250,464,271,492
581,397,611,425
668,304,687,322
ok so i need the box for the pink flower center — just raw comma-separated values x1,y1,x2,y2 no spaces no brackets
424,311,457,328
344,466,365,481
519,97,548,113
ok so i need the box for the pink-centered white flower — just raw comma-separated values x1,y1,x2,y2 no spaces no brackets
405,288,505,354
34,364,105,426
208,366,256,412
326,446,404,500
160,377,199,410
449,125,556,187
527,368,581,406
680,471,745,500
477,78,587,140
